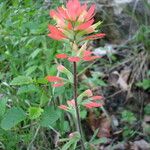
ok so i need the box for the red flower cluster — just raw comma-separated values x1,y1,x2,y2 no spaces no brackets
46,0,106,111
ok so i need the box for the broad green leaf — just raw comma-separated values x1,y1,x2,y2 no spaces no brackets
28,107,43,120
10,76,33,85
0,97,8,117
40,107,61,127
1,107,26,130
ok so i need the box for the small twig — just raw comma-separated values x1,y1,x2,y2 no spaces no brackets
128,0,139,39
27,125,40,150
22,122,37,129
105,89,123,99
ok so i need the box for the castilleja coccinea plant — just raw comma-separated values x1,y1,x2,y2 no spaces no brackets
46,0,105,149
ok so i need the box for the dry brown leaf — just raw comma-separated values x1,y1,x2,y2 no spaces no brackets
97,116,111,138
109,68,131,91
87,112,111,138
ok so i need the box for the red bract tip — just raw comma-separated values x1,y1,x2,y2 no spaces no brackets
67,99,75,107
50,10,62,20
84,33,106,40
52,83,64,87
83,50,92,57
84,102,103,109
92,96,103,100
82,56,100,61
76,19,94,31
68,57,80,62
66,0,82,21
68,22,73,30
58,105,68,110
56,53,68,59
85,4,96,21
46,76,62,82
48,25,66,40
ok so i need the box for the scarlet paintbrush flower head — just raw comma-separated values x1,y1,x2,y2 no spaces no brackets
48,0,105,42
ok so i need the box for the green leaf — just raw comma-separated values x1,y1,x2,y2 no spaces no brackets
17,84,39,95
62,121,70,132
0,97,8,117
28,107,43,120
36,78,48,84
61,132,80,150
121,110,137,124
97,79,107,87
80,110,87,119
61,140,75,150
40,107,61,127
29,48,41,59
10,76,33,85
40,92,49,107
144,103,150,115
1,107,26,130
91,137,108,145
25,66,37,76
136,79,150,90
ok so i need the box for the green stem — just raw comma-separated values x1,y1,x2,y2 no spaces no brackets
73,62,85,150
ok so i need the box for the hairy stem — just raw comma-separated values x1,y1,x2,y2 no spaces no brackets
73,62,85,150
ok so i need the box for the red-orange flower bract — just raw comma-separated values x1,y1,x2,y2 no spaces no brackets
48,0,105,42
84,102,103,109
56,53,68,59
68,57,80,62
46,76,62,82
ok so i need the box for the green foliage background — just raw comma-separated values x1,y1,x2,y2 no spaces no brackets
0,0,67,149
